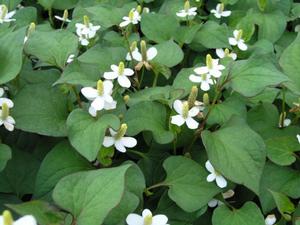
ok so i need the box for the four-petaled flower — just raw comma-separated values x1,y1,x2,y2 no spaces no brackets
210,3,231,18
104,62,134,88
103,124,137,153
195,54,225,78
216,48,237,60
120,8,141,28
205,160,227,188
81,80,116,117
189,72,214,91
132,40,157,70
75,16,100,46
176,1,197,19
0,210,37,225
229,30,248,51
265,214,276,225
171,100,199,129
0,5,16,24
126,209,169,225
0,98,15,132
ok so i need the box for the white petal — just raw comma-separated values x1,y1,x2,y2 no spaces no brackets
221,11,231,17
88,106,97,117
81,87,98,100
103,80,114,94
188,107,200,117
223,189,235,199
176,11,187,18
0,98,13,108
171,115,185,127
132,51,142,62
126,214,144,225
103,136,115,147
118,75,131,88
4,121,14,131
6,116,15,125
14,215,37,225
80,38,89,46
213,12,222,18
142,209,152,218
114,140,126,153
152,215,168,225
91,97,104,110
194,66,209,75
297,134,300,144
120,20,131,27
104,71,118,80
0,88,4,97
147,47,158,61
231,53,237,60
111,65,119,73
228,37,237,46
216,175,227,188
200,81,211,91
124,68,134,76
208,199,219,208
189,74,202,83
121,137,137,148
233,30,239,38
109,128,117,136
209,69,222,78
104,100,117,110
207,173,216,182
283,118,291,127
205,160,215,173
265,215,276,225
185,117,199,129
238,41,248,51
173,100,183,114
216,49,225,58
126,52,132,61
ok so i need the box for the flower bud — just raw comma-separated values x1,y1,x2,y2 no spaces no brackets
118,61,125,75
203,93,210,106
136,5,142,14
1,103,9,120
188,86,198,108
257,0,267,12
206,54,213,69
123,95,130,104
219,3,225,12
115,124,128,140
140,40,147,61
83,15,90,26
3,210,13,225
184,1,190,11
97,80,104,95
63,9,69,21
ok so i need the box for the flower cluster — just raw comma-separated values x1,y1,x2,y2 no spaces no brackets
0,87,15,132
75,16,101,46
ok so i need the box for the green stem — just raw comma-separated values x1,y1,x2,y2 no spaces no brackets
152,72,158,87
48,8,54,27
60,21,65,29
72,85,83,108
146,182,165,191
139,67,145,89
281,86,286,128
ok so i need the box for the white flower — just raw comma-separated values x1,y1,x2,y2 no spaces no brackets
265,214,276,225
278,118,291,128
229,30,248,51
297,134,300,144
0,5,16,24
205,160,227,188
103,62,134,88
194,54,225,78
176,1,197,19
133,41,158,71
189,72,214,91
120,8,141,27
54,10,71,23
0,88,4,97
126,42,139,61
0,210,37,225
208,189,235,208
210,3,231,18
66,54,75,64
126,209,169,225
75,16,100,46
171,100,199,129
216,48,237,60
81,80,116,117
103,124,137,153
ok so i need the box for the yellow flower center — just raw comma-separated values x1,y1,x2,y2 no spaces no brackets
206,54,213,69
184,1,190,11
63,9,69,21
141,40,147,61
224,48,230,56
128,9,135,21
97,80,104,95
0,5,8,20
83,15,90,27
182,101,189,119
1,103,9,120
144,215,153,225
3,210,13,225
115,124,128,140
118,61,125,75
237,29,243,41
219,3,224,13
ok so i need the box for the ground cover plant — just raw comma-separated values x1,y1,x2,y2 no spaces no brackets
0,0,300,224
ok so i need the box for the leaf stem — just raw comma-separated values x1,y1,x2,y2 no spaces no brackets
127,149,147,159
72,85,83,108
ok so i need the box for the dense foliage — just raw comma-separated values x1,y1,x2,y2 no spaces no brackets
0,0,300,224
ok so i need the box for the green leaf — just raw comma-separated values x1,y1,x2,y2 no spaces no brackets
279,33,300,94
124,101,174,144
67,109,120,161
172,67,195,97
192,21,230,49
202,116,266,194
212,202,265,225
270,191,295,221
153,40,184,68
12,83,69,137
259,163,300,213
34,141,93,199
230,56,288,97
265,136,300,166
25,30,78,69
7,200,64,225
175,24,202,45
0,144,11,172
38,0,78,9
162,156,221,212
0,28,25,84
52,164,145,225
141,13,179,43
